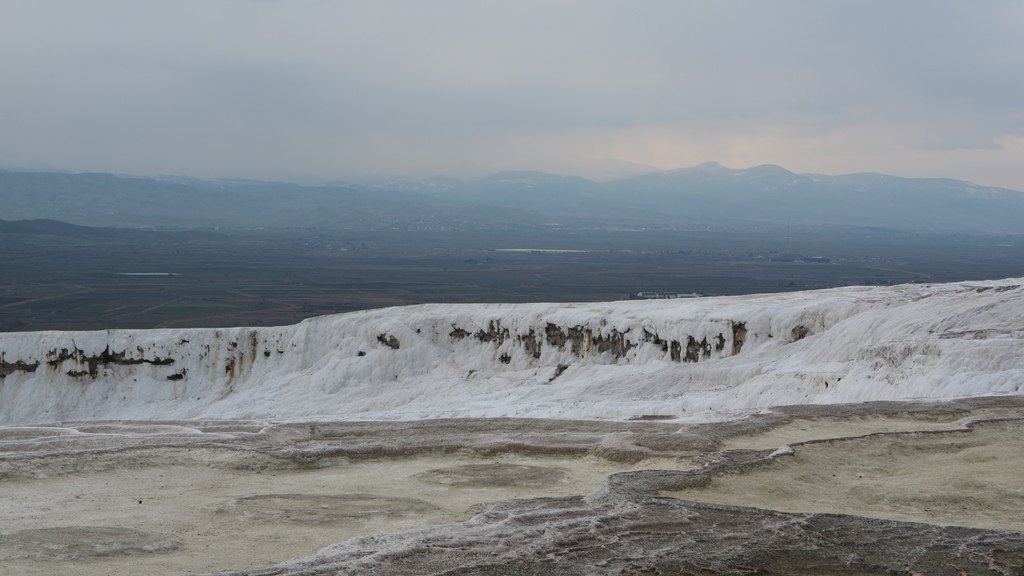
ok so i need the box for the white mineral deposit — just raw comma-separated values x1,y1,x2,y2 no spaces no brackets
2,279,1024,574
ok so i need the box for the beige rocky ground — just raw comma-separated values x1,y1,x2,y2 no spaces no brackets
0,452,697,575
1,397,1023,575
672,418,1024,531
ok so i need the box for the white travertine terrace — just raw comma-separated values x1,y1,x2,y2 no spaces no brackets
2,278,1022,425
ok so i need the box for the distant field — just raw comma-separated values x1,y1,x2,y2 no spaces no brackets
151,301,241,315
2,226,1023,331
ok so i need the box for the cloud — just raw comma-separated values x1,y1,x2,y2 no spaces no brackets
1,1,1023,189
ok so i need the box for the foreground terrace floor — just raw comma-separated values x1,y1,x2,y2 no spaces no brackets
1,397,1023,575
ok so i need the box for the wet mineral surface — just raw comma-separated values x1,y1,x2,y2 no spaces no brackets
1,397,1023,575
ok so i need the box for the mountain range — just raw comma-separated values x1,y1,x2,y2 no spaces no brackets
2,163,1023,233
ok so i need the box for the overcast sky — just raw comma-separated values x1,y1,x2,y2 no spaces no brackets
2,1,1023,188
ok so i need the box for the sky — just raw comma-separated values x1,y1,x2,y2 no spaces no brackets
2,1,1023,188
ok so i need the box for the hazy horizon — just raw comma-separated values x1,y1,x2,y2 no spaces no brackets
3,2,1023,190
5,160,1024,194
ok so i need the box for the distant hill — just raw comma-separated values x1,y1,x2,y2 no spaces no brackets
598,163,1024,231
2,165,1023,232
0,218,225,242
441,163,1024,232
0,171,543,231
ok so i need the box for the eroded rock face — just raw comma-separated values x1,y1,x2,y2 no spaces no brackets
449,320,741,365
1,346,176,380
0,359,39,378
731,320,747,354
45,346,176,378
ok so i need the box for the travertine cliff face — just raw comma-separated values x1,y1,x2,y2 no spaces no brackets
2,279,1023,425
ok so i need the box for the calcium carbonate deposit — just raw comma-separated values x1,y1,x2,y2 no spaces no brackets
2,279,1023,425
3,279,1024,575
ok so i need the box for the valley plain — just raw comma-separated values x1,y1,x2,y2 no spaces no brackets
3,224,1024,332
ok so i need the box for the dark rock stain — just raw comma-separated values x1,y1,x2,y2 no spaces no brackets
549,363,569,382
0,359,41,378
517,329,542,359
545,324,591,356
731,321,747,355
475,321,510,345
592,329,633,357
545,323,570,348
249,332,260,361
377,334,401,350
685,336,710,363
642,329,669,353
45,346,174,378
